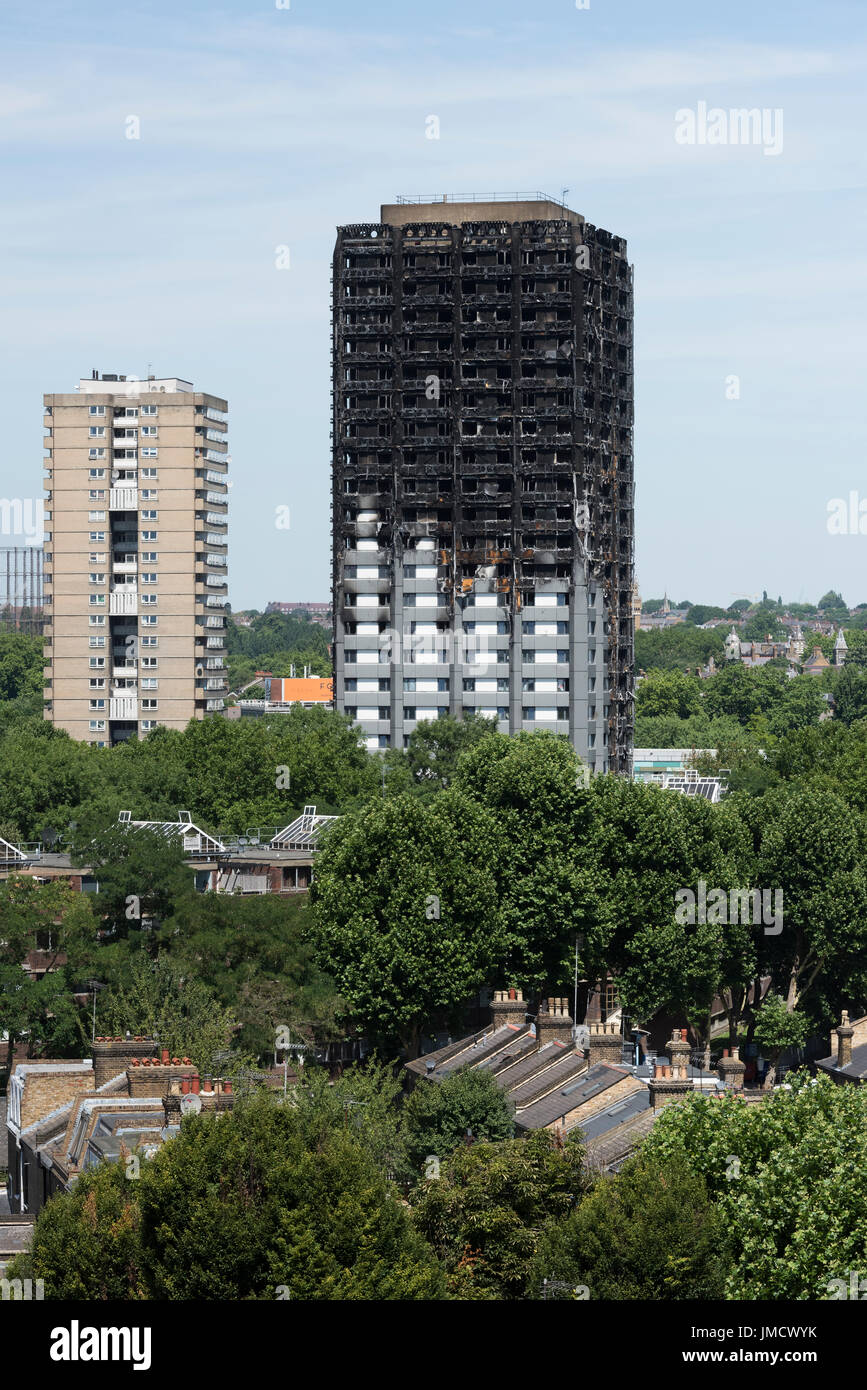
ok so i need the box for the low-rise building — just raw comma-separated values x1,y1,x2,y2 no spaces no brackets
633,749,716,783
406,998,727,1172
815,1012,867,1085
234,675,334,716
0,807,337,897
5,1039,236,1215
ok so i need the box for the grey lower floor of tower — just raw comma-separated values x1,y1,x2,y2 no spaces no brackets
334,555,613,771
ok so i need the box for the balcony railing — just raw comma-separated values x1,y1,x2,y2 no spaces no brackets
109,589,138,615
109,695,138,720
109,487,138,510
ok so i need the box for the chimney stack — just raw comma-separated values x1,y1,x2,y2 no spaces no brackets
489,988,527,1029
648,1028,693,1109
669,1027,691,1080
717,1045,746,1090
585,1019,624,1065
536,997,574,1046
836,1011,854,1069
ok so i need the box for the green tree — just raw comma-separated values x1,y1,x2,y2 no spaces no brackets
635,626,726,673
308,792,505,1056
72,823,196,935
138,1094,445,1299
642,1074,867,1299
159,892,342,1061
753,992,810,1088
635,670,702,720
0,877,96,1070
14,1093,446,1301
0,632,43,704
589,777,754,1048
454,730,607,995
818,590,847,621
684,605,728,626
742,604,787,642
8,1160,146,1299
290,1059,407,1181
528,1155,724,1300
403,1069,515,1179
756,787,867,1020
399,712,499,793
832,665,867,725
95,953,238,1075
410,1130,587,1299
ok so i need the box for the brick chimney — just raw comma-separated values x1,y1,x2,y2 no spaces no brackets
836,1011,854,1069
669,1027,691,1079
126,1058,197,1099
717,1046,746,1090
586,1019,623,1065
536,997,574,1046
489,988,527,1029
648,1029,693,1109
93,1035,158,1088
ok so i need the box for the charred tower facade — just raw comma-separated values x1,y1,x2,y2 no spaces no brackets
332,196,633,773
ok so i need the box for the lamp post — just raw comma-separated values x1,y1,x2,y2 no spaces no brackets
88,979,104,1044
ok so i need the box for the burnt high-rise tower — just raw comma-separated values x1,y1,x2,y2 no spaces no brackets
331,195,633,773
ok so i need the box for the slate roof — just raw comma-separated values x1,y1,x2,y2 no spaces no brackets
405,1023,529,1078
575,1086,650,1142
815,1042,867,1082
514,1062,634,1131
508,1045,589,1109
583,1107,658,1171
491,1038,572,1089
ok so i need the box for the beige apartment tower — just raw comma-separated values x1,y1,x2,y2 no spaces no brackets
43,373,228,745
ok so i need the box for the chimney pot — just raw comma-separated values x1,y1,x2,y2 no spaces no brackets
509,987,516,1000
181,1076,191,1094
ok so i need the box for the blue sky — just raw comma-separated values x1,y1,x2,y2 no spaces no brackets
1,0,865,610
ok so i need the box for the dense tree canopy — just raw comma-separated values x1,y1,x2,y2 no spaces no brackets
529,1155,724,1300
308,791,506,1055
642,1074,867,1299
